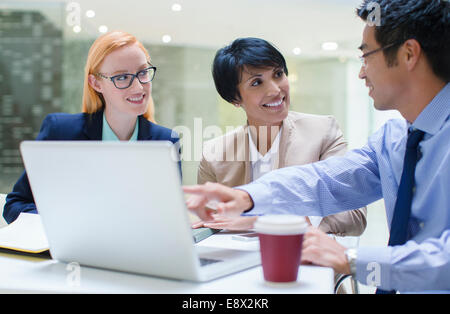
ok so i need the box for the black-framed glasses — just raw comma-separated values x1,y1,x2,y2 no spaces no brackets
96,65,157,89
359,42,398,66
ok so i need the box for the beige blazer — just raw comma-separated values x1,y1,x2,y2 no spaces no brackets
198,111,367,236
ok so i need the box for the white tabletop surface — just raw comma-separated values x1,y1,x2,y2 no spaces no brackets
0,231,334,294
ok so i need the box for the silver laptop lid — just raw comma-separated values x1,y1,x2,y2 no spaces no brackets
20,141,201,281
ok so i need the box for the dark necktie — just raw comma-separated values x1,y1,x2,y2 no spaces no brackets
376,129,425,294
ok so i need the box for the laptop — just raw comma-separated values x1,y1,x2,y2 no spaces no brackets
20,141,260,282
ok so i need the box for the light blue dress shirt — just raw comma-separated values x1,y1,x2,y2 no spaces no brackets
240,83,450,292
102,114,138,141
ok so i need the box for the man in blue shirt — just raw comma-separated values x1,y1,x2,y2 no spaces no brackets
184,0,450,292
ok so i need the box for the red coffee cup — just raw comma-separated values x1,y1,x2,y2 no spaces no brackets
254,215,308,283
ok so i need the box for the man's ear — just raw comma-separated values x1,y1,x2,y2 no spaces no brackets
403,39,422,71
88,74,103,93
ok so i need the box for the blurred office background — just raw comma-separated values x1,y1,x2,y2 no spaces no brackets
0,0,403,292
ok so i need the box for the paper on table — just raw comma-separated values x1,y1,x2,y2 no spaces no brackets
0,213,49,254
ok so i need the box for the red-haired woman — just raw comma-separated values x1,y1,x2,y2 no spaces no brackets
3,31,179,223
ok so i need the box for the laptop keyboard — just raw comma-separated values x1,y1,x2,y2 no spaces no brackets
199,258,222,267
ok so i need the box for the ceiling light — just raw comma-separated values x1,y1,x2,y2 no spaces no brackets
86,10,95,18
72,25,81,33
162,35,172,43
322,42,338,51
99,25,108,33
171,3,182,11
292,47,302,55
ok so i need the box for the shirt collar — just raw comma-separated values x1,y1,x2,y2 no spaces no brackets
412,83,450,135
248,126,283,162
102,113,139,141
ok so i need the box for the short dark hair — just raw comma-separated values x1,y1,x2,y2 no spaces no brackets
212,37,288,103
357,0,450,82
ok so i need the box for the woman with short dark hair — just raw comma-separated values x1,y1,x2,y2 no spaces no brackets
194,37,367,236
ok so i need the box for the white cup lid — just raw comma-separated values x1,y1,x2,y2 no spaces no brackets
254,215,308,235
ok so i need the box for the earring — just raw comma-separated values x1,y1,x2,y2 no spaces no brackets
234,104,241,108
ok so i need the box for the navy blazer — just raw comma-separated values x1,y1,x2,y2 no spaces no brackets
3,110,180,224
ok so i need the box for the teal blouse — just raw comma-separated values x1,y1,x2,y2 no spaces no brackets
102,113,138,141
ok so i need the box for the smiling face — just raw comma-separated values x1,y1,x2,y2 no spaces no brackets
358,25,407,112
236,65,290,128
89,43,151,119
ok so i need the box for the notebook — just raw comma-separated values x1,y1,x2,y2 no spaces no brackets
0,213,50,256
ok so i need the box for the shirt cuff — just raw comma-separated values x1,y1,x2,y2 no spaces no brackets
356,246,393,290
235,182,271,216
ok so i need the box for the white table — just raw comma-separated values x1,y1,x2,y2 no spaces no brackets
0,231,334,294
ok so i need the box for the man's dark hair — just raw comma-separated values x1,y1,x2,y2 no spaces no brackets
357,0,450,82
212,37,288,103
